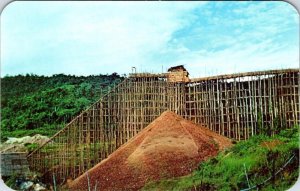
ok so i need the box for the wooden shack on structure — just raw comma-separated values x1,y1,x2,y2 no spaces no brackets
167,65,190,82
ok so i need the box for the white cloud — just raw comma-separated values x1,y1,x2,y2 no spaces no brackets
2,1,207,75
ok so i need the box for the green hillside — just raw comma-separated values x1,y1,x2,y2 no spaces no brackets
1,73,124,140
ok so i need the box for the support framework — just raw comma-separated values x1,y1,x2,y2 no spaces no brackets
27,68,299,183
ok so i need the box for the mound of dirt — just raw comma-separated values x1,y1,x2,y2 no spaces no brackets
69,111,232,191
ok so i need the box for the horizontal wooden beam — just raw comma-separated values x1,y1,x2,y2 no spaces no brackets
190,68,299,82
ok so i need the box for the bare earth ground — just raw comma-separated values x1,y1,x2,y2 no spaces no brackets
69,111,232,191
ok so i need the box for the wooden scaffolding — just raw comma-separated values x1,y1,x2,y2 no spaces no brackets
27,68,299,183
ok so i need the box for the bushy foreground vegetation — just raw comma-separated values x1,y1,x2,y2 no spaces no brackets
143,126,299,191
1,73,123,140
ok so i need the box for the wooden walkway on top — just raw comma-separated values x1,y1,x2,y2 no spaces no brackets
190,68,299,82
129,73,168,78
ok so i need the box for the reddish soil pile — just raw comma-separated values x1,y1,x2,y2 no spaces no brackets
69,111,232,191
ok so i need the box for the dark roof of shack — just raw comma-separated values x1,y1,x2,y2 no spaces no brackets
168,65,187,71
168,65,189,75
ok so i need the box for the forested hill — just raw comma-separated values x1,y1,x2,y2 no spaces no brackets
1,73,124,140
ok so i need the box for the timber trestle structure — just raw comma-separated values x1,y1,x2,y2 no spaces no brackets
27,68,299,183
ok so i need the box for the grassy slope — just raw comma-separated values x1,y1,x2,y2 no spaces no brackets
143,126,299,191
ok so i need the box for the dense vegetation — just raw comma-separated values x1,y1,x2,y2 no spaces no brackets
1,73,124,140
143,126,299,191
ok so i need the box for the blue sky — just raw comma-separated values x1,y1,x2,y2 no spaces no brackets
1,1,299,77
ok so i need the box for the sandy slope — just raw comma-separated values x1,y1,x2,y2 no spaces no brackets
69,111,232,191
